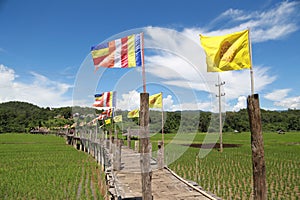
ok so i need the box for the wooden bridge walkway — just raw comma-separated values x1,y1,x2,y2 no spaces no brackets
66,135,220,200
108,146,218,199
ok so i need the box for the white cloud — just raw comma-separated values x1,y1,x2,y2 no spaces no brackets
0,64,16,86
264,89,291,101
0,64,72,108
274,96,300,109
264,89,300,109
162,95,174,110
116,90,140,110
116,90,214,111
142,1,297,110
144,27,276,104
232,96,247,111
221,67,276,100
207,1,300,42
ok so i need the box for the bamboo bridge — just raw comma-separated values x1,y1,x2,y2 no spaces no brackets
65,130,220,200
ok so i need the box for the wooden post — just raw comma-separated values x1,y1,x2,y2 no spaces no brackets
94,143,96,158
135,141,139,152
113,139,122,171
196,156,199,182
247,94,267,200
109,129,113,154
79,141,82,151
140,93,152,200
82,139,85,152
100,144,105,170
127,127,131,148
157,141,164,170
149,143,152,157
98,144,101,165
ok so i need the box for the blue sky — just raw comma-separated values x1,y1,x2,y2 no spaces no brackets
0,0,299,111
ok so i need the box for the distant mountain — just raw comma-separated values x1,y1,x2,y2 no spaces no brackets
0,101,299,133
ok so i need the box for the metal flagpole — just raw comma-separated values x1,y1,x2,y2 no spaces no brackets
112,107,117,141
141,32,146,93
161,92,165,167
161,92,164,144
248,28,254,95
121,116,124,134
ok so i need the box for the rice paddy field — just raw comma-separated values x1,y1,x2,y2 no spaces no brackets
1,132,299,199
151,132,299,199
0,134,108,200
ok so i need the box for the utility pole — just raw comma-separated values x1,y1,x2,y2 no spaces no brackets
216,75,225,152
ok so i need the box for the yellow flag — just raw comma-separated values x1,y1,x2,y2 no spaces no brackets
127,109,139,118
200,29,251,72
105,118,111,124
113,115,122,123
149,92,162,108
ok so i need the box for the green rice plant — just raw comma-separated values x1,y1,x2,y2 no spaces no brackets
163,132,300,199
0,133,108,200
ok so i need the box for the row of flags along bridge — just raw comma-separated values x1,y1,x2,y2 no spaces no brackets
86,28,267,200
88,28,253,129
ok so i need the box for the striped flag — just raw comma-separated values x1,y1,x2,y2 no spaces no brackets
93,91,116,107
102,108,113,117
91,33,144,71
98,114,106,120
97,108,113,120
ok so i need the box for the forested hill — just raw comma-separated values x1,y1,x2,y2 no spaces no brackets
0,101,299,133
0,101,73,133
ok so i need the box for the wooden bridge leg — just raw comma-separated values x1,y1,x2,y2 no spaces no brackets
140,93,152,200
109,130,113,154
98,145,101,165
93,144,96,159
134,141,139,152
80,141,83,151
127,132,131,148
73,139,77,148
83,140,87,152
157,141,164,170
101,145,105,171
113,139,122,171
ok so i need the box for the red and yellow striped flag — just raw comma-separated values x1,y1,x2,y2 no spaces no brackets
91,33,144,71
93,91,116,108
